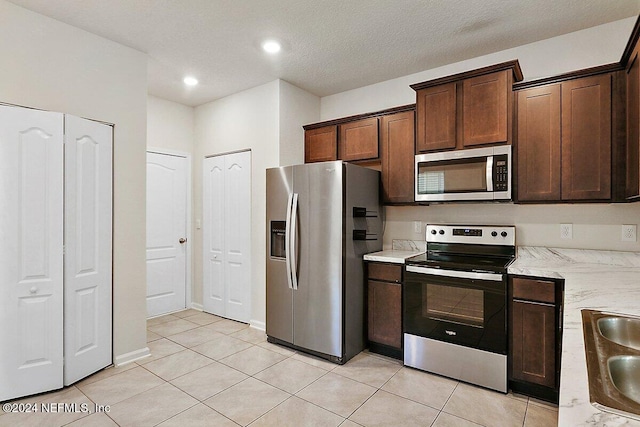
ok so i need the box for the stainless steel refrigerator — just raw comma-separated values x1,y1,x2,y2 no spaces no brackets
266,161,382,364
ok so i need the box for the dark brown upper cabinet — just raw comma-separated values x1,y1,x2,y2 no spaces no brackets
380,110,415,204
415,83,456,152
561,74,612,201
516,85,562,201
304,125,337,163
515,71,616,203
339,117,379,161
411,60,523,153
463,71,509,147
303,104,415,204
624,24,640,200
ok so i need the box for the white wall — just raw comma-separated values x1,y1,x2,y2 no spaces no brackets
385,204,640,252
320,16,640,253
0,1,148,361
146,95,196,309
194,81,280,327
147,95,195,154
321,17,637,119
278,80,321,166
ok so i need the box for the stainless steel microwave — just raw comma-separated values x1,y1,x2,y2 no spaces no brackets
415,145,511,202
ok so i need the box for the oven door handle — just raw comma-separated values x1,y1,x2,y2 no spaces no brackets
406,265,504,282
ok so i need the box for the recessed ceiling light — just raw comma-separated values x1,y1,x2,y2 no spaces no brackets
183,76,198,86
262,40,281,54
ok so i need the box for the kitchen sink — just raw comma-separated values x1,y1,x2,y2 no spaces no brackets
582,310,640,420
598,317,640,351
609,356,640,405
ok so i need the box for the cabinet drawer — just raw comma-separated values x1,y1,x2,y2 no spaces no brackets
368,263,402,283
512,278,555,304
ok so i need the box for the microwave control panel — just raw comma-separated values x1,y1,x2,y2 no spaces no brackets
493,155,509,191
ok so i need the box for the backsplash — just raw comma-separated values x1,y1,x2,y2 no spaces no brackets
390,239,426,251
383,203,640,252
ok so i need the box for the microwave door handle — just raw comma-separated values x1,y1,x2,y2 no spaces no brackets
290,193,299,290
285,193,294,290
486,155,494,192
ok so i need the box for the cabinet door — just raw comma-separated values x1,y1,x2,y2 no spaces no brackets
511,300,556,388
561,74,612,200
380,110,415,203
516,85,561,201
305,125,337,163
415,83,457,152
627,46,640,199
463,70,509,147
339,117,379,161
368,280,401,348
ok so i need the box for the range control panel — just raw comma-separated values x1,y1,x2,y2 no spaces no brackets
426,224,515,246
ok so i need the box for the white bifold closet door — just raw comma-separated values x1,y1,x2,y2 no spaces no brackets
203,151,251,323
63,115,113,386
0,106,64,402
0,106,112,401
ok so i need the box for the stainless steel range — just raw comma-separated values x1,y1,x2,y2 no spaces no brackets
403,224,515,393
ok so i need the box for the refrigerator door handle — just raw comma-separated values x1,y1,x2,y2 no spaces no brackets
285,193,294,290
290,193,299,290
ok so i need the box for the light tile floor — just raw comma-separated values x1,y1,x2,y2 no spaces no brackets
0,310,558,426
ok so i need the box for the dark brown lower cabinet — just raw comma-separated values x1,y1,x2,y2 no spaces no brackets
509,276,563,403
367,262,402,359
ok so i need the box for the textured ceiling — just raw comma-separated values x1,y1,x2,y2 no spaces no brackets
8,0,640,107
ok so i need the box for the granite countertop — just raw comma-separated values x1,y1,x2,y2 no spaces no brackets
363,239,425,264
363,249,424,264
509,246,640,426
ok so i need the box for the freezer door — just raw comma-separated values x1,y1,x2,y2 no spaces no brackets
292,161,344,357
266,167,294,343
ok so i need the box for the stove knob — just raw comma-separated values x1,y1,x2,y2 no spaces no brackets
491,231,498,237
438,230,445,235
501,231,508,238
430,229,437,235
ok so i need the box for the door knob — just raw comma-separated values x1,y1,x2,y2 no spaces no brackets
179,238,187,244
29,287,38,294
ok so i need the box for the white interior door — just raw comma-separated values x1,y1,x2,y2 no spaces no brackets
203,151,251,322
146,152,188,317
0,105,64,401
63,115,113,385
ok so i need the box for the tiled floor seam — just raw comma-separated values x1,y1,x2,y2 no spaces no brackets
247,394,346,427
60,386,122,427
250,361,330,395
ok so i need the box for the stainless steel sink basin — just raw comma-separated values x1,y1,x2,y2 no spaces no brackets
582,310,640,420
598,317,640,351
609,356,640,405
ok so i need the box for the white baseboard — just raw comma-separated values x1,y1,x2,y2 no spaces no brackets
250,320,266,331
115,347,151,366
191,302,203,311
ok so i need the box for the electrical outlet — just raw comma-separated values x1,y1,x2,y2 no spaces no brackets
413,221,422,234
622,224,637,242
560,224,573,240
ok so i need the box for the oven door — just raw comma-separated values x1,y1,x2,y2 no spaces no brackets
404,266,507,354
